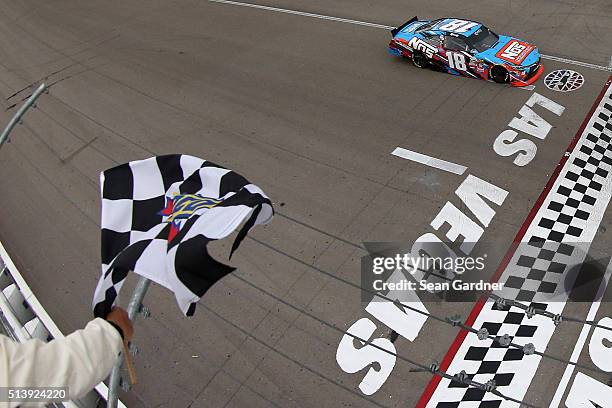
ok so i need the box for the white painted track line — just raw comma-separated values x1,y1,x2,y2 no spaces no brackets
207,0,393,29
208,0,612,73
391,147,467,175
541,53,612,73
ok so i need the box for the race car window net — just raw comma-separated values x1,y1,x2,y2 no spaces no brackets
467,27,499,52
444,36,469,51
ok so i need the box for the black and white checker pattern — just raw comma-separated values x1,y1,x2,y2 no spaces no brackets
441,304,547,406
429,88,612,407
93,155,273,317
499,96,612,304
500,240,575,303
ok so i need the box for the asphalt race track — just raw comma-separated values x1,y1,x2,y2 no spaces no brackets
0,1,611,407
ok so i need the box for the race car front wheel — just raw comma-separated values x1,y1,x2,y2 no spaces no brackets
411,51,428,68
490,65,509,83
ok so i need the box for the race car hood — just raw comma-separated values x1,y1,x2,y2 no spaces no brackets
476,35,540,67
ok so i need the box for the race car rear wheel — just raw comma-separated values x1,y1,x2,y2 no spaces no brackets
490,65,509,83
411,51,428,68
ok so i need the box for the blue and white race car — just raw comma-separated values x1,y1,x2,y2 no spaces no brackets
388,17,544,86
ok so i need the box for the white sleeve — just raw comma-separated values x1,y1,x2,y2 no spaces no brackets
0,318,122,407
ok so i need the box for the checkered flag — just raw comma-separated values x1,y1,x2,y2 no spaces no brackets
92,154,274,317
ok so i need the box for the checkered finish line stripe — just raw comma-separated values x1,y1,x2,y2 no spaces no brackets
426,82,612,408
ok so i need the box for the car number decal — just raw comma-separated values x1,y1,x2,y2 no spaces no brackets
446,52,468,71
438,19,479,33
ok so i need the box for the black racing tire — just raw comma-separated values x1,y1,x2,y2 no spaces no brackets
411,51,428,68
490,65,509,84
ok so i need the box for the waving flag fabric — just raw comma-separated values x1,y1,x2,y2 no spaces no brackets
92,154,273,317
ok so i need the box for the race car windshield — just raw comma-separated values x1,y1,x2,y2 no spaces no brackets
466,27,499,52
467,27,499,52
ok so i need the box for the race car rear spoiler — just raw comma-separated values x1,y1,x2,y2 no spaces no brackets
391,16,418,37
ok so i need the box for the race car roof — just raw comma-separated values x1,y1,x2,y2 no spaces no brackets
428,18,483,37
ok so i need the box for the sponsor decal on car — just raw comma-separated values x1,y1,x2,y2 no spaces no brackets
496,40,535,64
405,37,437,58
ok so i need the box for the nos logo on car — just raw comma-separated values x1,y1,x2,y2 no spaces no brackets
407,37,437,58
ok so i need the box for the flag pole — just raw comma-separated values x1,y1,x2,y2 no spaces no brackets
107,276,151,408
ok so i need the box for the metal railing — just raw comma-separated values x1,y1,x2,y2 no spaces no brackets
0,83,47,150
0,241,125,407
0,83,126,407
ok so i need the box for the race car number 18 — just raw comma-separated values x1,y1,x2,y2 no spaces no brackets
438,19,479,33
447,52,467,71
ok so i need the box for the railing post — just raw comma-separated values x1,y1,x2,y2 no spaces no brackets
107,277,151,408
0,83,47,149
